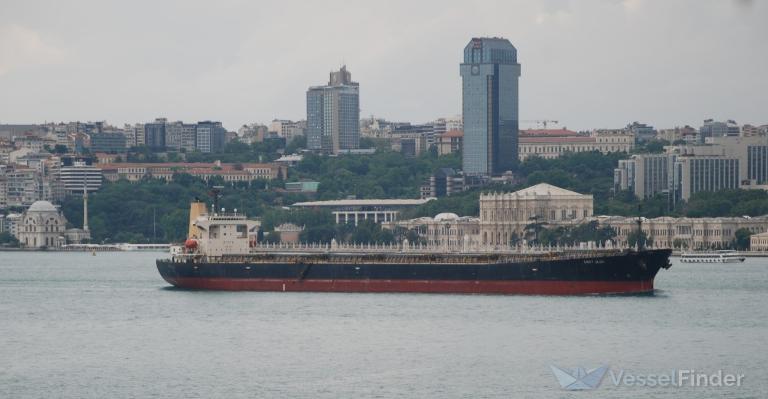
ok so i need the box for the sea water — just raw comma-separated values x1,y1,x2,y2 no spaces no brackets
1,252,766,398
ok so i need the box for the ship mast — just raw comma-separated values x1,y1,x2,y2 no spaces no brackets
210,185,224,215
635,205,643,251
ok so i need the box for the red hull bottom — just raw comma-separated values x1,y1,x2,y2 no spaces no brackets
162,277,655,295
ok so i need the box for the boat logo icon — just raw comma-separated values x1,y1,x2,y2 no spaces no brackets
550,365,609,390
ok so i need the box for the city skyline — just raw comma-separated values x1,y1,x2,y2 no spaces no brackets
0,1,766,131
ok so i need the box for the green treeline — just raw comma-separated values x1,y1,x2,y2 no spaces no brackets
60,148,768,244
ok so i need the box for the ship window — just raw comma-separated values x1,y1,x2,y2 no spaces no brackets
237,225,247,238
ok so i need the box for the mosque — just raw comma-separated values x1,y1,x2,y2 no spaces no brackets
15,192,91,249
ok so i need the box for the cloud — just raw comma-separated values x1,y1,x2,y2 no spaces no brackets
0,1,765,129
0,25,63,76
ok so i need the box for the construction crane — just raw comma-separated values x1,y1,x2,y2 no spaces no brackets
520,119,559,129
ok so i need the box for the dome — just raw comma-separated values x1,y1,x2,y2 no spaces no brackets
434,212,460,222
27,201,58,213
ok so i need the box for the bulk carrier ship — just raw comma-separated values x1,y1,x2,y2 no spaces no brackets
157,200,672,295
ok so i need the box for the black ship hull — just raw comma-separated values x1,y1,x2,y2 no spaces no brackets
156,249,672,295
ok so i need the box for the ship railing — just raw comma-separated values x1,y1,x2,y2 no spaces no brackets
246,241,636,256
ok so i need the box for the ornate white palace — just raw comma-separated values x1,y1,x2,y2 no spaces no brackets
479,183,594,245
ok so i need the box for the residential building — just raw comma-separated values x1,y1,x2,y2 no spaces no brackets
237,124,268,144
58,158,103,195
181,124,197,152
460,37,521,175
657,125,698,143
666,136,768,199
195,121,226,153
90,132,127,153
306,66,360,154
93,153,120,164
144,119,166,150
3,166,42,208
436,130,463,156
619,136,768,202
165,121,184,151
613,154,676,199
433,116,463,137
699,119,740,143
3,213,22,236
420,168,467,199
518,129,634,161
269,120,306,143
121,125,137,148
392,134,427,157
674,156,740,201
626,122,656,142
133,124,145,147
391,123,436,148
99,162,285,183
741,124,768,137
0,124,43,138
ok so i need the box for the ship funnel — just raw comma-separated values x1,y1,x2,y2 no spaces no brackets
188,200,208,239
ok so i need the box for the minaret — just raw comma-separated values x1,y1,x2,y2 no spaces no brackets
83,183,89,232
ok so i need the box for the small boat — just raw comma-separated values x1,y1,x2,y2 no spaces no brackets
680,250,746,263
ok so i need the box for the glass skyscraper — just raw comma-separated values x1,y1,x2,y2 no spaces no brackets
307,66,360,154
460,37,521,175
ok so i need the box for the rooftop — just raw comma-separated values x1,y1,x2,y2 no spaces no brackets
292,198,434,207
520,136,595,144
27,200,58,213
483,183,592,199
441,130,464,138
520,129,578,137
99,162,276,171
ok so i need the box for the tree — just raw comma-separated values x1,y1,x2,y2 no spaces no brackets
684,189,768,217
523,219,548,244
534,221,616,247
285,135,307,154
672,238,687,249
733,228,752,250
508,232,521,246
0,232,20,247
627,230,651,249
262,232,281,244
632,139,670,154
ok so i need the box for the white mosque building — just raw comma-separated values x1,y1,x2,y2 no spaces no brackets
17,201,68,248
15,195,91,249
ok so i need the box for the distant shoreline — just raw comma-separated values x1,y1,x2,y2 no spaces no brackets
0,244,171,253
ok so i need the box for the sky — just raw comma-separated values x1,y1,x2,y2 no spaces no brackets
0,0,766,131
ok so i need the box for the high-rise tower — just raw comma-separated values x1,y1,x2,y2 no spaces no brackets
307,65,360,154
460,37,521,175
